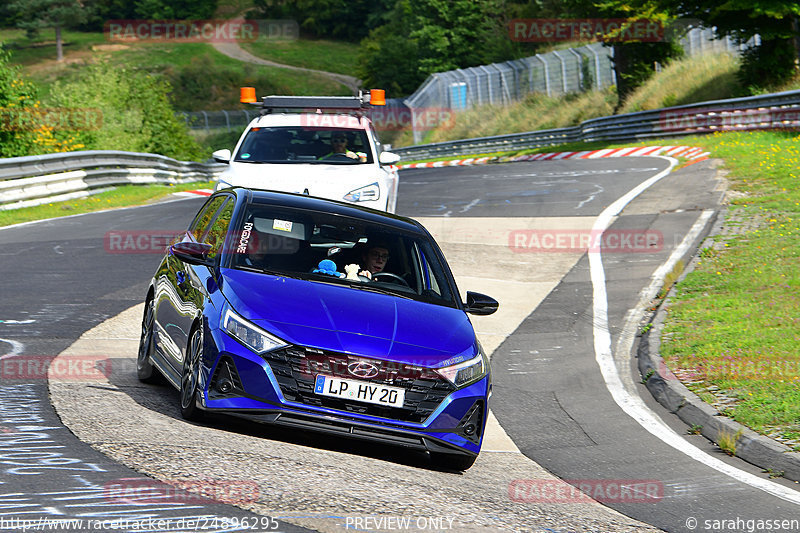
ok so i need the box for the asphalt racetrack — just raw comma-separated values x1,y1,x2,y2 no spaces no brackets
1,157,798,532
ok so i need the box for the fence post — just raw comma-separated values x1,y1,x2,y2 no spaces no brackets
583,45,602,91
568,48,584,91
535,54,551,96
552,51,568,94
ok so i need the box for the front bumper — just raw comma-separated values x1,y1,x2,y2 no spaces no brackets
199,326,489,456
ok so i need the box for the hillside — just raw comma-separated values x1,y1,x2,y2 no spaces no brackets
0,28,358,111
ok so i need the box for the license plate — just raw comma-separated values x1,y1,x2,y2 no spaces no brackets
314,375,405,408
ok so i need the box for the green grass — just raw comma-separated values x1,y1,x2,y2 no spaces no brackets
0,28,106,65
240,37,360,75
111,42,350,109
657,131,800,444
0,181,214,228
618,52,744,113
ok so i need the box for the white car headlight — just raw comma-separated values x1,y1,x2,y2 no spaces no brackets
344,182,380,202
222,309,286,354
436,346,488,388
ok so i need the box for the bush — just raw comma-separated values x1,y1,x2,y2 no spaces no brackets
161,55,284,111
0,46,83,157
47,62,204,160
739,39,797,92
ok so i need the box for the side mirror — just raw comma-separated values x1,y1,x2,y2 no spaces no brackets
379,151,401,165
171,242,213,266
212,149,231,163
464,291,498,316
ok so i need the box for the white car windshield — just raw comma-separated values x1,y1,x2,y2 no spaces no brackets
234,127,374,164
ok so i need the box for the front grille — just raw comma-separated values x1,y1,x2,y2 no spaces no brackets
262,346,456,423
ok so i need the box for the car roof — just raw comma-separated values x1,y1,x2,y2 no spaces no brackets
231,188,425,234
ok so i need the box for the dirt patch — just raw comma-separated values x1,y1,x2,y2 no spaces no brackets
92,44,130,52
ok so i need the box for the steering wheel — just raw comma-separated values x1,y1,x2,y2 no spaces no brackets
372,272,410,287
322,152,355,162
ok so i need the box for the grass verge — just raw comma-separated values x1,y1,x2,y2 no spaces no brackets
0,181,214,228
656,130,800,449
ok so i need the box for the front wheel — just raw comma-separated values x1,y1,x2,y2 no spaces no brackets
180,326,205,421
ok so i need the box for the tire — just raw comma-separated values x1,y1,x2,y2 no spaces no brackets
180,326,205,421
430,452,477,471
136,297,162,383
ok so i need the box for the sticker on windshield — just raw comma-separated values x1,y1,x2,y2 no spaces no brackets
241,153,251,159
273,219,293,232
236,222,253,253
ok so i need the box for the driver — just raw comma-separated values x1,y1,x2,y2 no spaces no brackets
359,244,390,278
320,132,358,160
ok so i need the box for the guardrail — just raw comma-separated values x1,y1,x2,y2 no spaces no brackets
392,89,800,160
0,150,224,211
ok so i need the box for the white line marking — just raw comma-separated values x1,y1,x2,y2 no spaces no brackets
0,338,24,359
460,199,480,213
589,157,800,505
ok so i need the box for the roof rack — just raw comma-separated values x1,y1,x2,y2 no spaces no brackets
239,88,386,115
261,95,365,111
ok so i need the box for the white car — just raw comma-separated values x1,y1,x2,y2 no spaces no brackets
212,94,401,213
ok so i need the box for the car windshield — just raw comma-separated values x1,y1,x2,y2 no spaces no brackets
228,203,458,307
234,127,375,164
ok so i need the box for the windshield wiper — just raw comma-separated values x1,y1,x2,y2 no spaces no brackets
236,265,304,279
345,282,414,299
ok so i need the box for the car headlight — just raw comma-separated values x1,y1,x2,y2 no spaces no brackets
344,182,380,202
436,345,488,388
222,308,287,354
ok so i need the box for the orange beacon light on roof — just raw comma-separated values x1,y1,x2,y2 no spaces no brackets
369,89,386,106
240,87,257,104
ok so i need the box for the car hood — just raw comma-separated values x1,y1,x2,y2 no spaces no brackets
220,163,379,198
220,269,476,367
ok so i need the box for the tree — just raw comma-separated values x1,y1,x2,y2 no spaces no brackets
6,0,89,62
604,0,800,89
358,0,513,97
250,0,395,41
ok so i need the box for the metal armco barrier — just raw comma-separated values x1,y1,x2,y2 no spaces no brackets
392,89,800,161
0,150,224,210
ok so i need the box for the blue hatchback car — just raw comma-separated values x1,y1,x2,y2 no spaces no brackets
137,188,498,469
